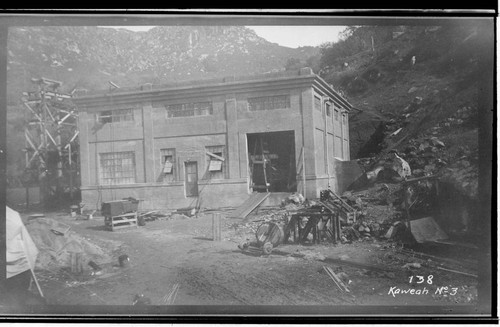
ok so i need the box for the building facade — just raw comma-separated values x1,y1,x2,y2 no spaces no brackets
73,68,352,210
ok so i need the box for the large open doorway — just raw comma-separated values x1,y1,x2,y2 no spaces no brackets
247,131,296,193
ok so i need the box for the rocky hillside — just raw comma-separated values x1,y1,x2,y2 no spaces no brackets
318,23,493,205
7,26,317,100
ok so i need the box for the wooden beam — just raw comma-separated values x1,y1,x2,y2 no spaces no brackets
23,102,42,121
45,129,57,147
206,151,225,161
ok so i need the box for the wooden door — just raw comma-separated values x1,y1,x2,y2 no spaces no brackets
185,161,198,197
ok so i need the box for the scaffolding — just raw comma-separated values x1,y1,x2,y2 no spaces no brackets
22,77,79,206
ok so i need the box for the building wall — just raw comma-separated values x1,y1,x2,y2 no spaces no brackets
76,72,351,209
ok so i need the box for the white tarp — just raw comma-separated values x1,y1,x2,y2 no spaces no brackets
6,206,38,279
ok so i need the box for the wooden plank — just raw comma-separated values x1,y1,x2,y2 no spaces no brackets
109,212,138,231
228,192,270,219
206,151,225,161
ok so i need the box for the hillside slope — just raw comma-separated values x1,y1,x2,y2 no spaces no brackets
319,24,492,203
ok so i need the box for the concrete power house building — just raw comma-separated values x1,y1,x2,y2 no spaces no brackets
73,68,353,210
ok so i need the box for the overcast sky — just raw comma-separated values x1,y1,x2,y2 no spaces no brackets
102,25,346,48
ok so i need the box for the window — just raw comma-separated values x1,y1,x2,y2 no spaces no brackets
326,103,332,117
160,148,176,182
248,95,290,111
166,102,213,118
206,145,226,179
334,108,340,121
342,113,348,135
97,109,134,124
314,96,322,112
99,152,135,185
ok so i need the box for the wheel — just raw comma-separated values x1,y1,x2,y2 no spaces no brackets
255,222,284,247
262,242,273,255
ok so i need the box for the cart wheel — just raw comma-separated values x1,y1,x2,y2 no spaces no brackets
262,242,273,255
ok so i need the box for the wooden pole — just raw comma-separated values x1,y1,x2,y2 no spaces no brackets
19,238,44,297
212,213,221,241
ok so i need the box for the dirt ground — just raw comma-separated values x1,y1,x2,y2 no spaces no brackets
19,209,480,310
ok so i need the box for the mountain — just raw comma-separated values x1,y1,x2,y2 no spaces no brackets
7,26,318,100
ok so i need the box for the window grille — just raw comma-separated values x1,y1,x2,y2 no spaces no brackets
248,95,290,111
165,102,213,118
97,109,134,124
99,152,136,185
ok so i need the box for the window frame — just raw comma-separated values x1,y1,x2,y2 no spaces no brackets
160,148,177,182
334,108,340,121
314,95,322,113
165,101,213,118
97,108,134,124
325,102,332,117
206,145,226,179
99,151,136,185
248,95,290,111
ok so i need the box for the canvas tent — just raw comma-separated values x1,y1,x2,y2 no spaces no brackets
6,206,39,282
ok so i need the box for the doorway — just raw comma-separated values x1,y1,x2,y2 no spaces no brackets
184,161,198,197
247,131,296,193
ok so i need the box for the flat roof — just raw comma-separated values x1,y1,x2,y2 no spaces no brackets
73,68,352,110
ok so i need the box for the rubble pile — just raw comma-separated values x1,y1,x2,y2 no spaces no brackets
26,218,117,271
401,136,448,177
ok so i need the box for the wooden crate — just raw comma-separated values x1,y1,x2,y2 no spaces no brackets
105,212,138,231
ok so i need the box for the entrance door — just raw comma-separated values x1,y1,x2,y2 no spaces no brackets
185,161,198,197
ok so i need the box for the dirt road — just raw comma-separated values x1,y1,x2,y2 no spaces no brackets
27,211,478,310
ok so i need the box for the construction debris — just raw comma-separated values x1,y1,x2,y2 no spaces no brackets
26,218,116,271
323,266,350,293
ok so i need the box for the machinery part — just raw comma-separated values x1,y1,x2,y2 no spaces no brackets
255,222,283,247
262,242,273,255
238,241,250,251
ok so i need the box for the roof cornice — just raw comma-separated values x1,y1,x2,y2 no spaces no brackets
73,73,352,111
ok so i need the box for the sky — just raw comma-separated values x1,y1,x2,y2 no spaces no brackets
102,25,346,48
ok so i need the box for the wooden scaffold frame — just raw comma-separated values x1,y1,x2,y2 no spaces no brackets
22,77,79,206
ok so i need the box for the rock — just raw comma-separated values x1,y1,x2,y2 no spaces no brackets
414,96,423,104
408,86,418,93
402,262,422,269
355,197,363,207
424,164,436,172
385,153,411,179
412,169,424,176
302,251,326,261
429,137,445,148
285,193,305,205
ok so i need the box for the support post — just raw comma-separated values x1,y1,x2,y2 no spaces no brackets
212,213,221,241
